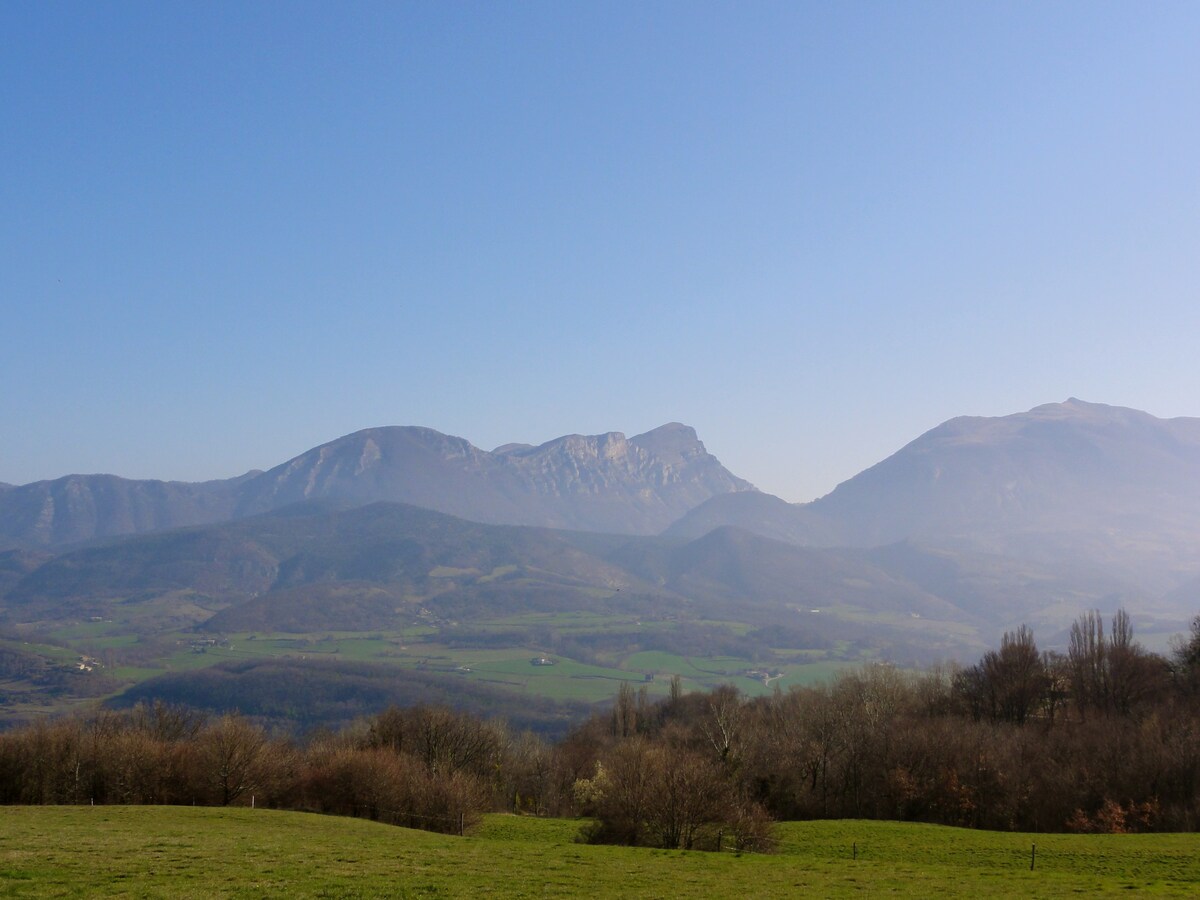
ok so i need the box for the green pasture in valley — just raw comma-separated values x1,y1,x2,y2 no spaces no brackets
8,612,874,721
2,807,1198,898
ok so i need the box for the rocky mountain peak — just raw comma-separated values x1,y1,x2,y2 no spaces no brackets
629,422,703,463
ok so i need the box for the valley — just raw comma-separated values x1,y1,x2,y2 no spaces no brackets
2,608,870,734
3,401,1200,731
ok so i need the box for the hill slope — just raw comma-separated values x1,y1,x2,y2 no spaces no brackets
2,501,673,631
3,499,1110,654
5,808,1200,898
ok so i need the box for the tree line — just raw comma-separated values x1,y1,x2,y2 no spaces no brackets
3,609,1200,848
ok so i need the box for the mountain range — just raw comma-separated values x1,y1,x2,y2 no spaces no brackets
0,423,753,549
3,399,1200,648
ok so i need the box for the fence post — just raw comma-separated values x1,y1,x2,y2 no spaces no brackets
1031,843,1036,871
716,830,723,853
853,842,857,861
459,812,464,837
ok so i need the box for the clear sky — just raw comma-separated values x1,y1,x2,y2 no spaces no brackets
3,1,1199,502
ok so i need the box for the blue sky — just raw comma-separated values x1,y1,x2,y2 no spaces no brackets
3,2,1199,501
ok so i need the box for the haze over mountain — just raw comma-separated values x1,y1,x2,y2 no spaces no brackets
0,423,753,550
4,399,1200,643
1,500,1020,657
0,474,255,550
666,399,1200,596
2,501,666,631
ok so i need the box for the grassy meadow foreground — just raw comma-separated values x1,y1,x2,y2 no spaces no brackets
3,807,1199,898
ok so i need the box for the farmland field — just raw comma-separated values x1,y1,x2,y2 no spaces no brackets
3,611,877,725
2,807,1198,897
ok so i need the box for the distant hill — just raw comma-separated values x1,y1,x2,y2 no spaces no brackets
5,498,1124,655
605,525,944,619
662,491,831,546
2,501,674,632
0,423,754,549
666,399,1200,603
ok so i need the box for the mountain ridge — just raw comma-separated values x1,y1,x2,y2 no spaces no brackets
0,423,753,549
665,399,1200,594
6,398,1200,664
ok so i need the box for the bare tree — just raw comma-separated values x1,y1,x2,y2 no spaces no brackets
586,738,653,845
967,625,1048,725
699,684,745,768
611,682,640,738
194,714,268,806
1067,609,1166,716
1068,610,1109,717
406,706,504,780
644,742,729,850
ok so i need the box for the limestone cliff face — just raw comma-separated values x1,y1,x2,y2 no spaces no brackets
0,423,754,547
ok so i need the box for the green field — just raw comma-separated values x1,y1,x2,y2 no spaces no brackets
3,612,876,720
2,807,1198,897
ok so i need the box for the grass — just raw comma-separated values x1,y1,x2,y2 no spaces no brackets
470,611,654,633
0,638,77,664
2,807,1199,898
162,635,855,704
